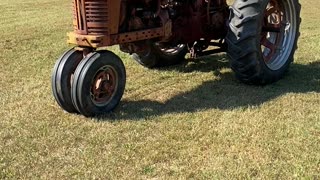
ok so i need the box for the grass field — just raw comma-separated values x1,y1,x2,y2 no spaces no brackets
0,0,319,179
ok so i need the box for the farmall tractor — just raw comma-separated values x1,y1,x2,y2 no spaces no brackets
52,0,301,117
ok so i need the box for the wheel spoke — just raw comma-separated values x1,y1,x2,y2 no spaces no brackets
261,36,275,51
261,35,277,62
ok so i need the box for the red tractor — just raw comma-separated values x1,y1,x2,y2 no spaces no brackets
52,0,301,117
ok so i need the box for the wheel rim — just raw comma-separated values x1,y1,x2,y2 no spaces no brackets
261,0,297,70
90,65,118,107
156,43,186,56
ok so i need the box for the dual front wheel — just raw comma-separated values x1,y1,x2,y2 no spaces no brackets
52,44,185,117
52,49,126,117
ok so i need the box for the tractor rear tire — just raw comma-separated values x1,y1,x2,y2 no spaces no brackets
132,43,188,68
226,0,301,84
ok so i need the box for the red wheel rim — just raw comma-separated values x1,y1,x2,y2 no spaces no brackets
90,65,118,106
260,0,298,71
261,0,284,64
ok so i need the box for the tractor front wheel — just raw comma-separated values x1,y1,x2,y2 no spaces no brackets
51,48,83,113
71,51,126,117
227,0,301,84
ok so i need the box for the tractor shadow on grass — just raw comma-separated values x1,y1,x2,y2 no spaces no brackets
102,56,320,120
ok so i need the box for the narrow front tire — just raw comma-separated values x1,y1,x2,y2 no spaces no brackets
51,48,83,113
71,51,126,117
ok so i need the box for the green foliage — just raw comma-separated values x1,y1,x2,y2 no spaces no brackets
0,0,319,179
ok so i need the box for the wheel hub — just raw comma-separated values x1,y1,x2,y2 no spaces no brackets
261,0,284,64
90,66,118,106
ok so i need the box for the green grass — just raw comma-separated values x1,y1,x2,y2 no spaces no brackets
0,0,319,179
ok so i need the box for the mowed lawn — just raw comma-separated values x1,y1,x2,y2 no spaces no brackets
0,0,319,178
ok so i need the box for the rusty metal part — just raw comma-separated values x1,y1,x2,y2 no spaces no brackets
188,39,226,58
261,0,283,63
119,1,127,27
113,27,165,44
128,16,145,31
69,0,229,51
68,32,106,48
90,65,118,106
74,46,93,57
171,0,228,44
72,0,121,35
68,26,166,48
70,0,172,48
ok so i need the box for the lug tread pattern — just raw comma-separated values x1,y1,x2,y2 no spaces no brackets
226,0,301,84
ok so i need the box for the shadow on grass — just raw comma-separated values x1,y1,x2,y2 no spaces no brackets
165,54,230,74
102,56,320,120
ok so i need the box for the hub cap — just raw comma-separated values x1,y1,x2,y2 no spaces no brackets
90,65,118,106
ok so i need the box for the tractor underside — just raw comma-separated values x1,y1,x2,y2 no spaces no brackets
68,0,229,57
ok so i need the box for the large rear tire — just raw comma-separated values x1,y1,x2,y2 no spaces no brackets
226,0,301,84
132,43,188,68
